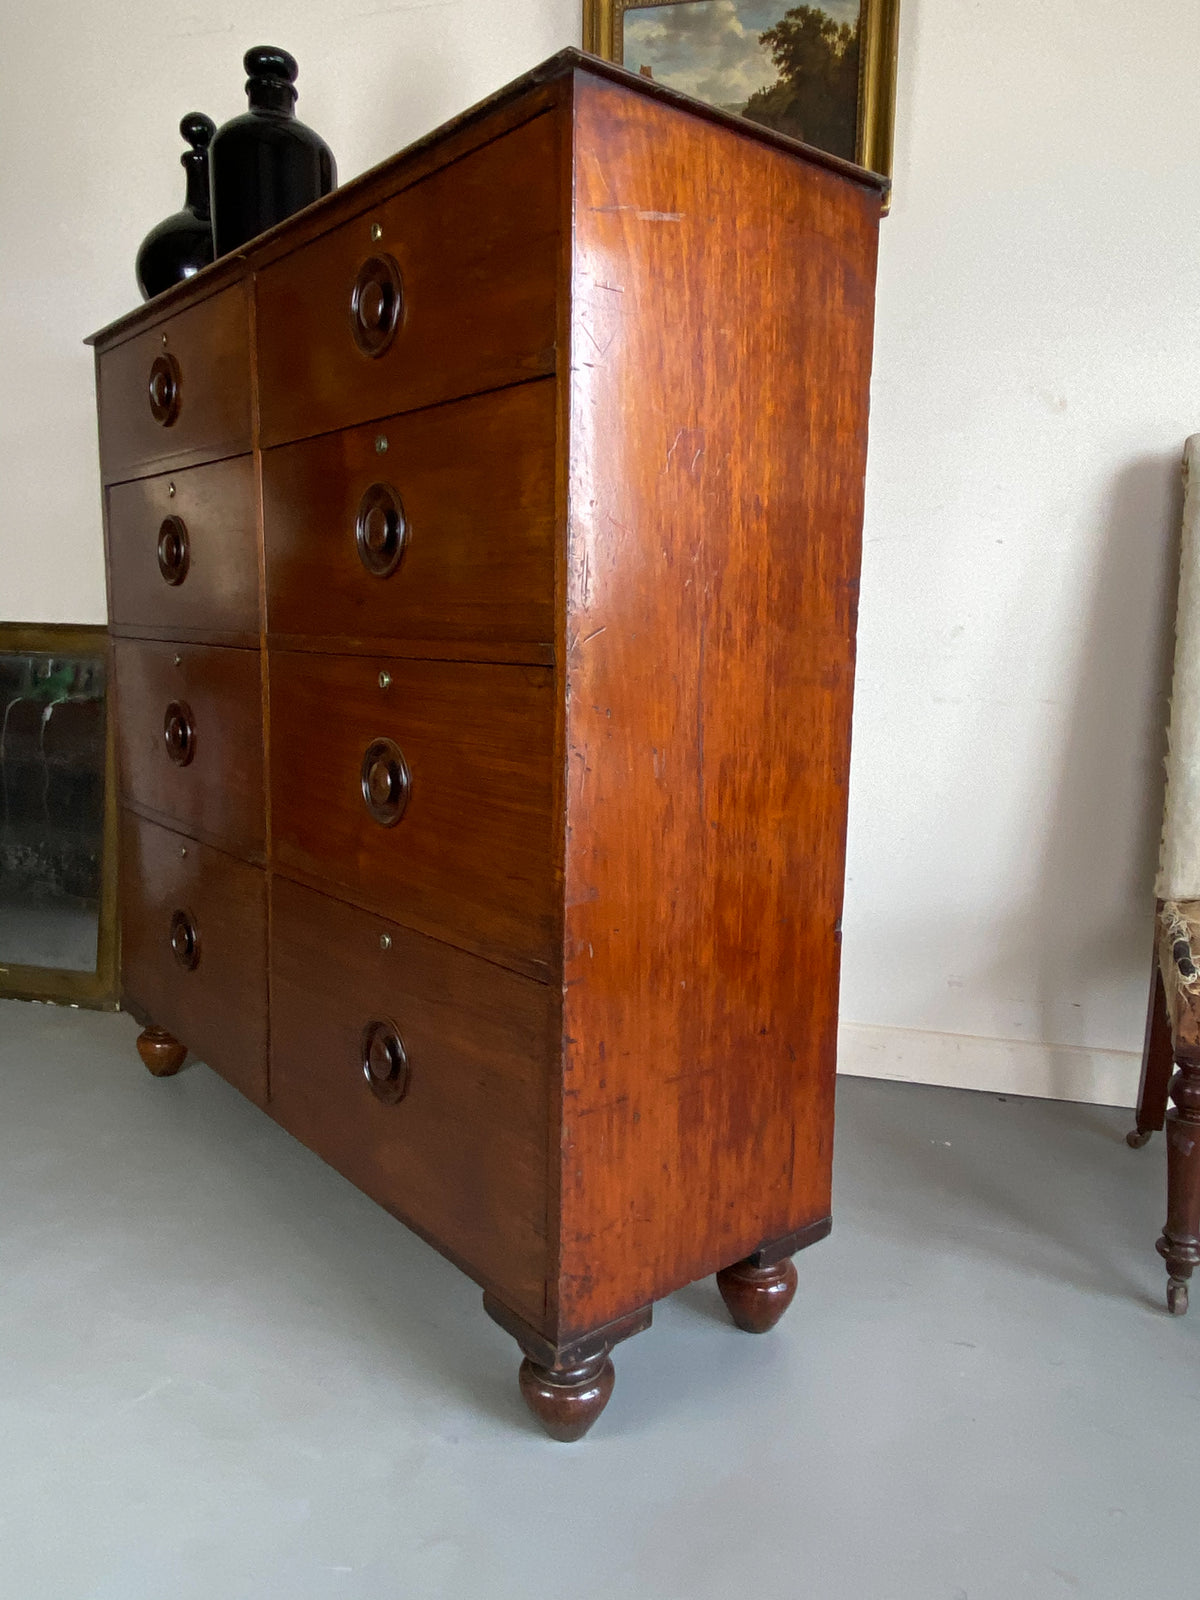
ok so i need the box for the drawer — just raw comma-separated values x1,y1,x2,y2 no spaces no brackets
113,638,264,859
107,456,259,643
120,810,267,1105
256,114,558,449
264,381,555,651
269,652,555,978
270,877,552,1322
96,284,251,482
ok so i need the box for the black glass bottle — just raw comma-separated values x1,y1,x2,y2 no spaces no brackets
135,113,216,300
209,46,336,257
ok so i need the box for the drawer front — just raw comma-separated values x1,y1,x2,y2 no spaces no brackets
264,381,555,650
270,877,552,1321
96,284,251,482
256,114,558,449
120,810,267,1105
107,456,259,642
113,638,264,858
269,653,555,978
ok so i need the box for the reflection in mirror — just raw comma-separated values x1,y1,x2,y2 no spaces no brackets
0,651,107,973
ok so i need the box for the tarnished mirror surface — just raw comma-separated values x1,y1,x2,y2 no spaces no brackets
0,625,118,1008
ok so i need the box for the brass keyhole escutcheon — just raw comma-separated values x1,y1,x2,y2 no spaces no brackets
163,700,195,766
157,515,190,585
350,254,403,358
360,737,410,826
355,483,407,578
148,352,182,425
361,1019,409,1105
169,908,200,970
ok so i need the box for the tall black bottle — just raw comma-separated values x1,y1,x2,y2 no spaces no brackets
135,114,216,300
209,46,336,256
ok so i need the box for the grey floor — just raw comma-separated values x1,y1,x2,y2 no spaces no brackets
0,998,1193,1600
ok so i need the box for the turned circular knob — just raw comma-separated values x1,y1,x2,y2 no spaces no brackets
148,352,182,425
169,908,200,970
355,482,408,577
157,515,190,585
350,254,403,357
163,700,195,766
360,736,409,826
361,1018,409,1104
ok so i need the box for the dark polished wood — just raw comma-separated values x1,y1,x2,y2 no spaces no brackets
269,652,555,979
483,1293,650,1440
106,456,259,644
255,112,559,449
518,1352,614,1442
120,813,267,1105
271,878,554,1324
136,1024,187,1077
717,1256,800,1333
1157,1045,1200,1315
112,638,265,860
262,380,555,652
91,53,883,1432
1130,954,1173,1148
95,283,251,482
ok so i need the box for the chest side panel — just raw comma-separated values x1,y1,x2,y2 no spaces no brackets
556,76,881,1335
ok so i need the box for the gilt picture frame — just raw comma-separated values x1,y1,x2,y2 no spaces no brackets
583,0,899,191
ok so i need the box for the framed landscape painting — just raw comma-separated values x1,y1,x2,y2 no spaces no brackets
583,0,899,189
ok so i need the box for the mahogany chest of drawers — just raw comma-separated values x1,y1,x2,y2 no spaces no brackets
89,49,883,1440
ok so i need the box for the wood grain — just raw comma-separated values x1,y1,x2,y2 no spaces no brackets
96,284,251,482
551,75,881,1336
269,651,556,979
106,455,259,644
269,876,554,1323
262,380,555,652
113,638,265,860
255,113,560,448
120,811,267,1105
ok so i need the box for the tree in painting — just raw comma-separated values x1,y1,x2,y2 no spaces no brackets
742,5,860,159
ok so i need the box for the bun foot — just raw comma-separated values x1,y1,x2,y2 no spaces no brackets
1126,1128,1153,1149
518,1351,615,1442
1167,1278,1189,1315
136,1025,187,1077
717,1256,798,1333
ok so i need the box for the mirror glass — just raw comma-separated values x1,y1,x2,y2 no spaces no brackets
0,649,107,974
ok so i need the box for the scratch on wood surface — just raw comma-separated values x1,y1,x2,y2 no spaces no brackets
696,613,707,821
578,627,607,648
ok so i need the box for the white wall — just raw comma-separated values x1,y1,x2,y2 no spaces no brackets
3,0,1197,1104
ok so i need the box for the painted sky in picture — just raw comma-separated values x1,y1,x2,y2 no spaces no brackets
622,0,862,157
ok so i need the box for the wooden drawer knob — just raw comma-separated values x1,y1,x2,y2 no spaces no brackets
148,352,182,426
170,908,201,970
360,736,410,826
157,515,190,585
361,1018,409,1104
163,700,195,766
355,483,407,577
350,254,403,357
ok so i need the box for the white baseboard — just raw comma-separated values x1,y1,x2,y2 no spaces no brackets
837,1021,1141,1109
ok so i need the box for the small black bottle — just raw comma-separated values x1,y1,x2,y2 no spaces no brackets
135,113,216,300
209,46,336,256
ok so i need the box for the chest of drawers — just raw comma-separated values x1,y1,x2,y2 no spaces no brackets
89,49,884,1440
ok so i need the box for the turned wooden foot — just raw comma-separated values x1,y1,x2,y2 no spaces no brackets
136,1025,187,1077
518,1351,614,1442
1156,1049,1200,1316
482,1291,651,1443
717,1256,798,1333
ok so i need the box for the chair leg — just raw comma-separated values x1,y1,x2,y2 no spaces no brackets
1157,1048,1200,1313
1128,960,1173,1148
